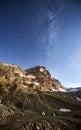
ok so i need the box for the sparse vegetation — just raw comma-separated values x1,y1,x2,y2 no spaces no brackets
0,63,81,130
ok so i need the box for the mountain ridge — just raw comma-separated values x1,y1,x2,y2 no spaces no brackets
0,62,66,96
0,62,81,130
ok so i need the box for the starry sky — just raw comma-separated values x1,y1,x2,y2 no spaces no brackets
0,0,81,88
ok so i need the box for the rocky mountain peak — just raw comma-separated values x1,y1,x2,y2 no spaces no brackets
0,63,81,130
0,62,66,100
25,65,51,77
25,65,65,92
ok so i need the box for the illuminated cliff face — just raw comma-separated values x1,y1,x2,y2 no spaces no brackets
0,62,65,93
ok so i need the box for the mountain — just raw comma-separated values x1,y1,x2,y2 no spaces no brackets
68,87,81,92
0,62,66,100
0,62,81,130
25,65,66,92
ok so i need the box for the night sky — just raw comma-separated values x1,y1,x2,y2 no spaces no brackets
0,0,81,88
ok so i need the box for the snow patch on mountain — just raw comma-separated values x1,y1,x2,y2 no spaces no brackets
68,87,81,92
19,74,27,78
50,87,66,92
58,87,67,92
69,88,79,92
76,97,81,101
39,67,45,72
59,108,71,112
19,74,36,80
50,87,58,92
26,75,36,79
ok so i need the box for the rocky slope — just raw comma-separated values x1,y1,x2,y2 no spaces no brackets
25,65,65,92
0,62,81,130
0,62,65,100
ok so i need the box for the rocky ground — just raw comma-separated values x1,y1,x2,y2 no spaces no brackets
0,62,81,130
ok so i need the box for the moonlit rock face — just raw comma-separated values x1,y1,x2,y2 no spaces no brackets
39,67,45,72
20,74,36,80
51,87,58,92
59,108,71,112
76,97,81,101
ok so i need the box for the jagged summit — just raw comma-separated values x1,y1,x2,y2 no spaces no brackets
25,65,51,77
25,65,66,92
0,62,66,97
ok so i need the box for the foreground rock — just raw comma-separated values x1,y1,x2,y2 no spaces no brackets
0,62,81,130
0,104,14,125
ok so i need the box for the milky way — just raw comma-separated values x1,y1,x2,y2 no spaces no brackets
0,0,81,87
